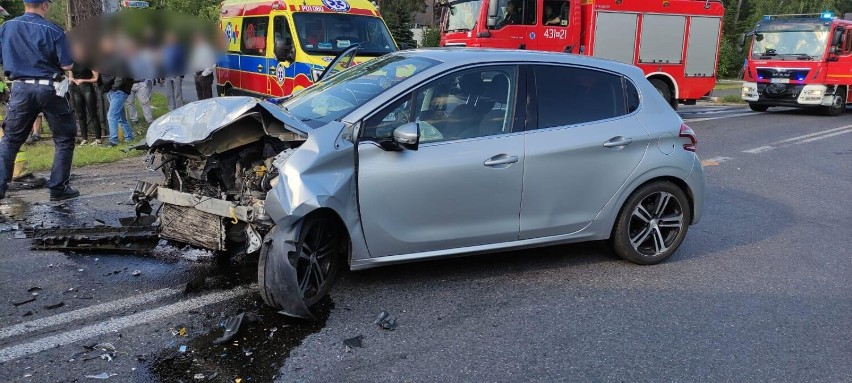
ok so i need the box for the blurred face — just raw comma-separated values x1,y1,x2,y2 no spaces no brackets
507,3,515,12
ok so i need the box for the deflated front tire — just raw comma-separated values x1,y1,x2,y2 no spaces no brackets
258,214,344,319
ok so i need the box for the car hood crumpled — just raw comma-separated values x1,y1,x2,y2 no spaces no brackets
145,97,311,148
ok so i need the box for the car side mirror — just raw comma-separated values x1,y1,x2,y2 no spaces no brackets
392,122,419,151
486,0,499,28
274,39,294,62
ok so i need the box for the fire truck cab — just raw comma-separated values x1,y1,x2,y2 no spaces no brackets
741,13,852,116
440,0,725,108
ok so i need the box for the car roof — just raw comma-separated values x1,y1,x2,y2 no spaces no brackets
395,48,645,78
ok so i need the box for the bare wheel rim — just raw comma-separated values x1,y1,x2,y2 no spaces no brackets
291,219,337,301
628,191,684,257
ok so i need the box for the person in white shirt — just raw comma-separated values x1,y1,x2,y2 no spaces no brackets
189,32,216,100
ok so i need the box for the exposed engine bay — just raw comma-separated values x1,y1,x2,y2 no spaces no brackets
137,97,307,255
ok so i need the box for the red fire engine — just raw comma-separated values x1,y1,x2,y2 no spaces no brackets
741,13,852,116
440,0,725,109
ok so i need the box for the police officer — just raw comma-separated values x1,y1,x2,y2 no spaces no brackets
0,0,79,201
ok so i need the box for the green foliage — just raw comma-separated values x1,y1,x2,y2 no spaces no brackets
422,25,441,47
380,0,425,48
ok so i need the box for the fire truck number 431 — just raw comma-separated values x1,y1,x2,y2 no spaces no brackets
543,28,567,40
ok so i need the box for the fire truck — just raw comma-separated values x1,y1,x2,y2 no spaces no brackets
741,13,852,116
440,0,725,109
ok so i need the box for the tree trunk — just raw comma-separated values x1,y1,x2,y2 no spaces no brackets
733,0,744,29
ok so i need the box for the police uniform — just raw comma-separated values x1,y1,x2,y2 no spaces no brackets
0,0,79,201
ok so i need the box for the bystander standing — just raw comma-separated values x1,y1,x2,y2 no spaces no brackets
0,0,79,201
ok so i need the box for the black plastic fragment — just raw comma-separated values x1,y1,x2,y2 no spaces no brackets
212,312,260,345
12,297,36,307
343,335,364,348
44,301,65,310
374,311,398,331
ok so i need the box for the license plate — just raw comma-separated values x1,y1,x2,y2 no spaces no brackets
770,78,790,84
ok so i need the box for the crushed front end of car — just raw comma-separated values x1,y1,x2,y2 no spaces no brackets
138,97,320,318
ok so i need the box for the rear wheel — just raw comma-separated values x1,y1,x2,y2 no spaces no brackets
823,91,846,116
611,181,691,265
749,103,770,112
259,214,346,310
650,78,677,110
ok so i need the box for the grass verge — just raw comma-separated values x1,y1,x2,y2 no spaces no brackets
719,94,746,104
19,93,168,172
714,82,744,91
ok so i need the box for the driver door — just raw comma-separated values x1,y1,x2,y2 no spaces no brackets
357,65,525,257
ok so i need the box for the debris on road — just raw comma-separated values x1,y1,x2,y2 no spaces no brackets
213,312,260,345
44,301,64,310
343,335,364,350
84,372,117,379
12,296,36,307
171,326,188,337
374,311,398,331
178,345,187,353
132,270,142,277
26,216,159,253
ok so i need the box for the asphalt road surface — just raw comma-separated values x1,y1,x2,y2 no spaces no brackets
0,104,850,382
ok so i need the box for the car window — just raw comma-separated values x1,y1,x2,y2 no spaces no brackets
542,0,569,26
625,77,640,113
363,66,518,143
492,0,537,29
533,65,627,128
241,17,269,56
281,55,440,128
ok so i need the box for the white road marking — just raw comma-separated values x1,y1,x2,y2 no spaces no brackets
684,112,756,123
771,124,852,145
0,286,253,363
742,125,852,154
743,146,774,154
0,287,183,340
798,127,852,143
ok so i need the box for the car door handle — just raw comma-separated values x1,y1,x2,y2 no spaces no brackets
603,137,633,148
484,154,519,167
257,64,264,72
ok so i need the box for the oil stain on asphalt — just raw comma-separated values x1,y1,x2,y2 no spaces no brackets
148,297,333,382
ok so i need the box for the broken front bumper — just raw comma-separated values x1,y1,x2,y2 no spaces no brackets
134,182,265,253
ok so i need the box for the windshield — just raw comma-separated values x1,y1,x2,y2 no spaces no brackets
281,55,441,128
751,30,829,60
293,13,396,56
445,0,482,32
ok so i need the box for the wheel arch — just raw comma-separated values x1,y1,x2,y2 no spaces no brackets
608,174,696,239
646,72,679,102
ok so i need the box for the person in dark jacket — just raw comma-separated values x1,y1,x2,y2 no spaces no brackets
69,38,101,145
99,38,134,147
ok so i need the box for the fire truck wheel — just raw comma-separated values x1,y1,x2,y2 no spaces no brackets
650,79,676,110
749,103,769,112
823,91,846,117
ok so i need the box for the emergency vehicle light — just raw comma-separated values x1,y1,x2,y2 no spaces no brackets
764,14,834,20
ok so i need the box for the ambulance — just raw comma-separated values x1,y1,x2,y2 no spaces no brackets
217,0,398,97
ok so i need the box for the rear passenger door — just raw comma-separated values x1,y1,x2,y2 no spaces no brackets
519,65,649,239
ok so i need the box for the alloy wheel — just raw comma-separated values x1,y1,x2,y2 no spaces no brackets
290,218,338,303
628,191,685,257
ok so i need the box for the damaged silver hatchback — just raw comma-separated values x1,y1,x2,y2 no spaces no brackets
142,48,705,318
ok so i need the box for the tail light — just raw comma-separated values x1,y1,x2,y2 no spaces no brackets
679,123,697,152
